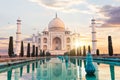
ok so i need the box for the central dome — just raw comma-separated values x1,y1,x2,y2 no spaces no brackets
48,15,65,31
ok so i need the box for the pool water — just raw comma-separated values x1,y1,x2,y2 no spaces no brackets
0,57,120,80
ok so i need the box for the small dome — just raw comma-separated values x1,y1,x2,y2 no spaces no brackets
48,15,65,31
65,27,71,31
91,18,95,21
43,27,48,32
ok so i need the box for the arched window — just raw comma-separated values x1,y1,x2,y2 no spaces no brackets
38,38,41,43
43,38,47,43
66,37,70,43
52,37,61,50
38,45,40,48
66,45,71,50
43,45,47,50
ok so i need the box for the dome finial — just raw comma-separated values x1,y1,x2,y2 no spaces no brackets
55,12,57,18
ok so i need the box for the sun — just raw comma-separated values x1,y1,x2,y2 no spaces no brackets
74,41,85,48
79,41,85,47
75,41,80,48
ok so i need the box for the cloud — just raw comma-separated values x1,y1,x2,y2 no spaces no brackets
99,5,120,27
0,49,7,55
0,37,9,46
29,0,84,9
0,24,16,30
0,24,16,34
28,0,104,17
0,38,8,47
28,0,99,14
23,37,32,41
115,0,120,2
0,37,8,40
0,37,9,54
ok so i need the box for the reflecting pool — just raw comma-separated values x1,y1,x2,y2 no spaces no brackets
0,57,120,80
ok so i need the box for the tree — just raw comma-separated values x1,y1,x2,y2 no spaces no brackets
27,43,30,57
88,45,91,53
83,46,86,56
77,47,80,56
69,50,72,56
77,47,82,56
8,36,14,57
96,49,99,56
40,49,43,56
20,41,24,57
43,50,45,56
70,49,75,56
36,47,38,57
46,51,51,56
108,36,113,56
31,45,35,57
79,47,82,56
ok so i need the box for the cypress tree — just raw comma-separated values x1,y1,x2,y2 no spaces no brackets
40,49,43,56
70,50,72,56
27,43,30,57
96,49,99,56
88,45,91,53
73,49,76,56
83,46,86,56
43,50,45,56
46,51,51,56
77,47,82,56
36,47,38,57
31,45,35,57
70,49,75,56
8,36,14,57
108,36,113,56
79,47,82,56
77,47,80,56
20,41,24,57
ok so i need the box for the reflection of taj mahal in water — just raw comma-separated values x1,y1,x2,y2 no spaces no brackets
37,58,79,80
37,14,80,55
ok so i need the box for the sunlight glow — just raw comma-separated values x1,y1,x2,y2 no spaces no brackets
75,41,80,48
74,40,85,48
79,41,85,47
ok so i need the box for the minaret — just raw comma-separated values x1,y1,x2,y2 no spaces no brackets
36,31,39,47
32,34,36,46
15,18,21,55
55,12,58,18
91,18,97,54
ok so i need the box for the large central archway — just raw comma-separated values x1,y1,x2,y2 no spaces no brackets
52,37,61,50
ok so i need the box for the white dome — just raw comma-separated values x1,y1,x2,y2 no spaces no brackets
48,16,65,31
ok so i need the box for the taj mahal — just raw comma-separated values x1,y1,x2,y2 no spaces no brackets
37,14,80,55
15,14,96,56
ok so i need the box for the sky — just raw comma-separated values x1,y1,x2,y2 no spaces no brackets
0,0,120,55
